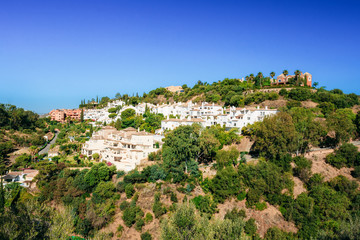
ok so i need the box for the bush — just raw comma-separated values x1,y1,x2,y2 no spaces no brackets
135,218,145,231
170,191,178,203
141,232,152,240
224,207,246,221
120,201,130,211
117,224,124,233
125,184,135,198
288,88,311,101
116,170,125,178
255,202,267,211
237,191,246,201
117,181,126,192
279,88,288,96
145,212,153,223
244,218,257,236
122,205,143,227
192,195,217,215
153,193,167,218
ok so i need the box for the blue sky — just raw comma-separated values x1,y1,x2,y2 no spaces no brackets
1,0,359,113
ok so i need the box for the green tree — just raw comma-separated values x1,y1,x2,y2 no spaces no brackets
162,125,200,176
252,112,297,160
327,109,356,145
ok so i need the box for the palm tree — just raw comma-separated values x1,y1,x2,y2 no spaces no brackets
294,70,301,86
29,146,39,162
270,71,275,79
249,74,255,83
313,82,319,88
270,72,276,84
283,70,288,77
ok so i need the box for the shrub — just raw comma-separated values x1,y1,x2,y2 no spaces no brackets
120,201,130,211
141,232,152,240
116,181,126,192
244,218,257,236
117,224,124,233
192,195,217,215
122,205,143,227
237,191,246,201
125,184,135,198
170,192,178,203
135,218,145,231
279,88,288,96
255,202,267,211
116,170,125,178
224,207,246,221
145,212,153,223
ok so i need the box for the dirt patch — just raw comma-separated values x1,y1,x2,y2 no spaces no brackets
305,149,359,183
215,199,297,238
292,177,307,198
301,100,318,108
9,147,30,156
223,137,254,153
352,105,360,114
252,99,288,109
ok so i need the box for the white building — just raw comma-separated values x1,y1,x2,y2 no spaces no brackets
83,99,278,134
82,126,161,172
160,106,278,133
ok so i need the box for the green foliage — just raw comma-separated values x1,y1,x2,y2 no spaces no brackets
161,202,246,240
162,125,200,179
252,112,297,160
244,218,257,236
120,200,130,211
145,212,153,223
255,202,267,211
325,143,359,168
122,204,143,227
327,109,356,145
192,195,217,215
215,147,240,169
141,232,152,240
125,184,135,198
209,166,244,203
224,207,246,221
0,104,44,130
288,88,312,101
93,181,115,199
153,193,167,218
293,156,312,182
286,100,301,109
108,113,117,119
135,218,145,231
239,161,293,207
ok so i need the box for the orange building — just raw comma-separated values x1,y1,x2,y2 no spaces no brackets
49,109,81,122
273,72,312,87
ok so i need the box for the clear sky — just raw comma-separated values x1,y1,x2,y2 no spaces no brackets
1,0,359,114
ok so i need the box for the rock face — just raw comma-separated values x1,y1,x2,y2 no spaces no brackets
215,199,298,238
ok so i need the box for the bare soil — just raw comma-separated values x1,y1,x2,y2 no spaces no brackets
292,176,307,198
215,199,298,238
305,149,359,184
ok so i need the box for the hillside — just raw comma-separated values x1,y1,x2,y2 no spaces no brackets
1,77,360,240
